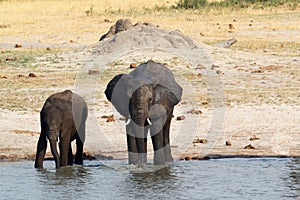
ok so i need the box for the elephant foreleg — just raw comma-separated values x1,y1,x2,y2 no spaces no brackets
59,138,70,167
34,132,47,168
162,109,174,163
151,131,165,165
135,125,148,165
126,124,139,165
150,118,165,165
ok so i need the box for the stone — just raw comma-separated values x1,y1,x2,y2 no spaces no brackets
249,135,260,141
244,144,255,149
15,44,22,48
187,109,202,115
129,63,137,69
176,115,185,121
88,69,100,75
28,73,37,77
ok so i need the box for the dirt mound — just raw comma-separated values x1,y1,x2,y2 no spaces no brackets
93,19,206,59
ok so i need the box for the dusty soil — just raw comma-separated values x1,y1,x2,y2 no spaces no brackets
0,20,299,163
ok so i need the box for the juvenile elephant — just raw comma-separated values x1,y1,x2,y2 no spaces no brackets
105,60,182,165
34,90,88,169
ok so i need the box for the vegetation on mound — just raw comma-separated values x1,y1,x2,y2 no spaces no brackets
174,0,299,10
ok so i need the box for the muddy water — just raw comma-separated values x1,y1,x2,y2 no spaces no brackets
0,157,300,199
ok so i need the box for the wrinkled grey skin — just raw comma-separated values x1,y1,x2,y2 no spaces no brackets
105,61,182,165
34,90,88,169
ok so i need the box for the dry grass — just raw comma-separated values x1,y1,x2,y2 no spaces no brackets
0,0,299,112
0,0,299,54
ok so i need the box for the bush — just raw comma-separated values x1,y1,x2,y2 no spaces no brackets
176,0,208,9
175,0,299,9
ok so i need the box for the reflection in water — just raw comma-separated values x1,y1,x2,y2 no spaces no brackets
36,165,92,199
125,166,175,198
284,157,300,198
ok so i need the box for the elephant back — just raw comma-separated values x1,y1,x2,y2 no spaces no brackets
129,61,182,104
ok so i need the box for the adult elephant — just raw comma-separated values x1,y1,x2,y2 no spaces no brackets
105,60,182,165
34,90,88,169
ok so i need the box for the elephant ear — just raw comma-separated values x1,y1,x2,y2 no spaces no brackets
104,74,125,102
105,74,133,117
154,82,182,108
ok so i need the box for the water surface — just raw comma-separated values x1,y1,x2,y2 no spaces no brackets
1,157,300,199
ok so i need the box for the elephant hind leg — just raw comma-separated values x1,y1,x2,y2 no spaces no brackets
68,144,73,165
34,132,47,168
74,135,83,165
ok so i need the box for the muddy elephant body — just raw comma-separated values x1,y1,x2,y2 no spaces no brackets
34,90,88,169
105,61,182,165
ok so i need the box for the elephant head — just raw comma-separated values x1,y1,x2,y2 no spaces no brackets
105,61,182,165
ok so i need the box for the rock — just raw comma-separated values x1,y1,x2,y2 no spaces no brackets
70,40,75,43
15,44,22,48
88,69,100,75
99,19,134,41
260,65,283,71
28,73,37,77
101,114,115,122
129,63,137,69
176,115,185,121
17,75,26,78
134,22,159,28
99,19,160,41
225,141,232,146
119,116,126,121
187,109,202,114
104,19,112,23
229,24,235,29
251,69,263,73
213,38,237,48
0,24,10,28
216,70,223,75
184,156,191,161
244,144,255,149
211,64,220,70
0,75,7,79
5,57,17,61
249,135,260,141
193,138,208,144
46,47,51,51
195,64,206,69
201,101,209,105
82,152,96,160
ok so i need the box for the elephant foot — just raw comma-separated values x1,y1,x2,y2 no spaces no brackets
34,162,43,169
153,150,166,165
128,152,147,165
74,156,83,165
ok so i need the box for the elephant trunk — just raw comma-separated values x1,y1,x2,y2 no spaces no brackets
130,110,148,165
47,129,60,169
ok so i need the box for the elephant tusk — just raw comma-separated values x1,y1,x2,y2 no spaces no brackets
125,118,131,125
147,118,152,125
